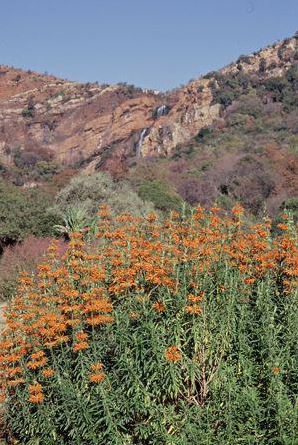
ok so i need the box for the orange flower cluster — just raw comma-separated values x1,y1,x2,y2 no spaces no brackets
186,292,204,315
0,205,296,404
165,346,182,363
89,363,106,383
28,383,44,404
27,350,48,370
42,368,55,378
152,301,166,313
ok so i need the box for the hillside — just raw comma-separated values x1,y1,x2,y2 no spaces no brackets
0,35,297,215
0,32,298,445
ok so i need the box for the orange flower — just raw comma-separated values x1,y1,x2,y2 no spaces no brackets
165,346,182,363
42,368,55,378
7,378,25,387
29,383,43,394
187,293,204,303
277,223,288,231
31,350,45,360
29,393,44,404
73,341,89,352
7,366,23,377
97,204,111,219
152,301,166,313
232,203,244,217
86,315,114,326
185,304,202,315
75,331,88,341
272,367,281,375
91,362,104,372
89,373,105,383
27,357,48,369
244,277,256,285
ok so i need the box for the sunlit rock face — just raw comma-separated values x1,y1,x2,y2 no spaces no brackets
0,37,296,172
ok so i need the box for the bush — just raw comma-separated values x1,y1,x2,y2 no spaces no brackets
281,197,298,222
35,161,61,179
1,208,297,444
53,172,154,222
195,127,212,142
229,93,264,118
21,97,35,118
0,237,66,302
138,180,184,211
21,107,34,118
0,179,60,251
216,90,235,107
259,57,267,73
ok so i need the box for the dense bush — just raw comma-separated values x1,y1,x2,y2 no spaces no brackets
0,206,297,444
0,179,60,251
138,180,184,211
53,172,154,223
210,59,297,113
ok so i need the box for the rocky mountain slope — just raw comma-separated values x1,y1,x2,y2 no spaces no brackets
0,35,297,218
0,36,296,174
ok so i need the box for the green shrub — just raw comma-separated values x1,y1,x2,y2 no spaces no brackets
0,179,60,250
21,107,34,118
35,161,61,179
195,127,212,142
138,180,184,211
1,209,297,444
53,172,154,222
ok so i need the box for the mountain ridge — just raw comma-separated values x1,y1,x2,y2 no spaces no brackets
0,34,297,217
0,35,296,173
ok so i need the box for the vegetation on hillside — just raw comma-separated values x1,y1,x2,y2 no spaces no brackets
0,179,60,252
128,61,298,217
0,34,297,445
0,206,297,444
0,172,153,300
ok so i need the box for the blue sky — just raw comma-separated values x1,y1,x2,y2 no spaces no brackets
0,0,297,91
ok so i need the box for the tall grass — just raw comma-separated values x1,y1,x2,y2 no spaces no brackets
0,205,297,444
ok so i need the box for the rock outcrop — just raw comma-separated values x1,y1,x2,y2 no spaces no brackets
0,36,296,172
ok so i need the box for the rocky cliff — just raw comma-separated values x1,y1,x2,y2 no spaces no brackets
0,36,296,174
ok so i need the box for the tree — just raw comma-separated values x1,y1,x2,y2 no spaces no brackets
0,179,59,251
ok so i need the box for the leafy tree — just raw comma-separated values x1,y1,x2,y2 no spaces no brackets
0,179,59,251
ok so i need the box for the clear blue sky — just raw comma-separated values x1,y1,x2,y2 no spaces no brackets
0,0,297,91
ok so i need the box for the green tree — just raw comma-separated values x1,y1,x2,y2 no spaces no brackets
0,179,59,251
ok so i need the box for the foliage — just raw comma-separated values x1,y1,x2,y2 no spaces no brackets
0,237,66,302
0,179,60,251
53,205,94,239
53,172,154,223
21,97,35,118
35,161,62,179
138,180,184,212
0,206,297,444
281,197,298,223
194,127,212,142
210,61,298,112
